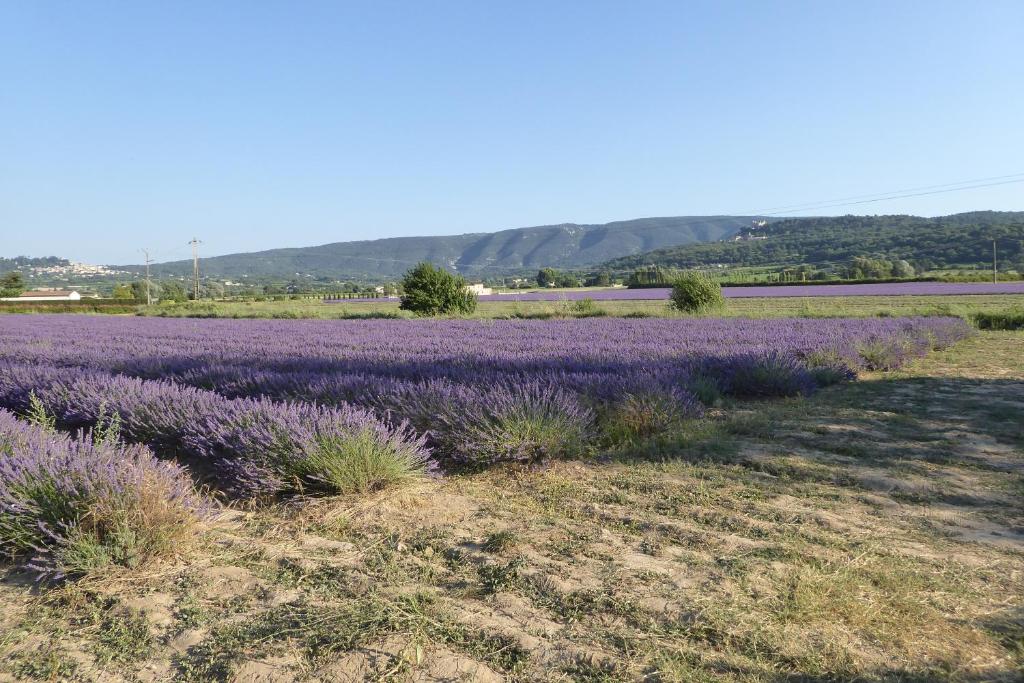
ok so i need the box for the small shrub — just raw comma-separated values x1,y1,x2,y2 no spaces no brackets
803,349,857,386
482,529,518,553
600,389,700,446
478,556,525,593
92,401,123,447
0,410,204,579
732,354,817,398
304,427,432,494
972,310,1024,330
807,364,857,387
399,262,477,316
695,353,817,398
565,298,606,317
686,375,724,406
390,380,595,466
856,336,911,371
94,609,153,664
670,272,725,314
10,647,78,680
26,391,56,431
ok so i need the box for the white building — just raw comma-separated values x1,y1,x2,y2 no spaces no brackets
0,290,83,302
465,283,493,296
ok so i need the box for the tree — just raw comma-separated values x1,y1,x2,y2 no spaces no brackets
160,280,188,303
399,262,477,316
0,271,25,298
200,281,225,299
131,280,162,302
112,283,135,299
670,272,725,314
891,259,915,278
585,271,612,287
555,273,580,288
628,266,678,287
537,268,559,287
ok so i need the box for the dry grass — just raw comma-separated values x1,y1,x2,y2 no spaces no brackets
0,332,1022,681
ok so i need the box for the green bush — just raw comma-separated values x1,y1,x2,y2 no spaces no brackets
669,272,725,314
972,310,1024,330
564,298,606,317
399,262,477,316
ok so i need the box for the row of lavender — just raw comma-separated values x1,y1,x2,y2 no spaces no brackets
0,317,970,471
0,316,971,378
0,364,430,498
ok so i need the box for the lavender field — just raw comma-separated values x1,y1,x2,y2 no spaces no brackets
475,281,1024,301
5,314,1023,682
0,314,969,503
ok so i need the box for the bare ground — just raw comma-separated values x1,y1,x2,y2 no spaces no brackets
1,332,1022,682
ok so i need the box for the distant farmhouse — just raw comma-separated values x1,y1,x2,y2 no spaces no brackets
465,283,493,296
0,289,84,302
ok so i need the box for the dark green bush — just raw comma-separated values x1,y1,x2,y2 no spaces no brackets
566,298,606,317
399,262,477,316
972,310,1024,330
669,272,725,314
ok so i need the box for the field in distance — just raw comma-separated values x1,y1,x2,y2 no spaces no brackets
130,292,1024,321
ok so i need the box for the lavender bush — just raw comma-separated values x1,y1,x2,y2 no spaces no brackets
0,409,203,578
420,380,594,466
183,396,431,496
0,363,433,497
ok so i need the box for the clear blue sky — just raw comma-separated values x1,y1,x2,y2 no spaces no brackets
2,1,1022,264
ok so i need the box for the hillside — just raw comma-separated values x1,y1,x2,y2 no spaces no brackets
0,256,69,271
117,216,760,281
601,211,1024,273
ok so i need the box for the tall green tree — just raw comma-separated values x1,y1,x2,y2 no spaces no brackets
399,262,476,316
131,280,162,302
0,271,25,298
160,280,188,302
112,283,134,299
536,268,559,287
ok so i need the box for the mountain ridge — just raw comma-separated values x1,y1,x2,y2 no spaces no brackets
114,216,763,280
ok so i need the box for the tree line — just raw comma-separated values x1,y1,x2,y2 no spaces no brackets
603,212,1024,274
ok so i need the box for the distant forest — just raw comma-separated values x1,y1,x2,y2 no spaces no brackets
601,211,1024,274
0,256,69,270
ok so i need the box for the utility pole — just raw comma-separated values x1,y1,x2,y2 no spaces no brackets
189,238,202,300
993,240,997,284
140,248,154,306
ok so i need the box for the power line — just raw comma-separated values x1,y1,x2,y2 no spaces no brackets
762,177,1024,216
746,172,1024,215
